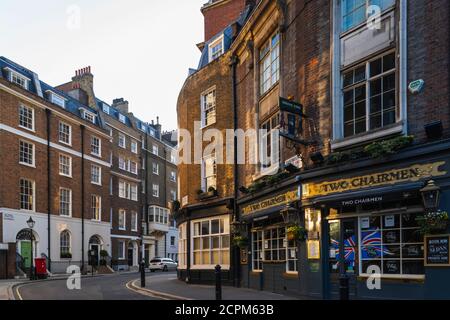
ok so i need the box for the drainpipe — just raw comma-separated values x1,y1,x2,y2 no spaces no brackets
80,125,86,272
231,54,240,287
45,109,52,272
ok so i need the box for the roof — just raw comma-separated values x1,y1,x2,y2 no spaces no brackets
197,4,253,70
0,56,102,128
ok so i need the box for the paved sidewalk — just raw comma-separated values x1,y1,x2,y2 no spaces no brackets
132,274,301,300
0,280,26,300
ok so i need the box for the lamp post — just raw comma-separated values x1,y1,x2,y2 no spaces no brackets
26,217,35,281
420,180,441,211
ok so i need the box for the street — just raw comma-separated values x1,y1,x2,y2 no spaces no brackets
14,271,176,300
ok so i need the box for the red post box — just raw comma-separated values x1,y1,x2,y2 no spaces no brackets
34,258,48,279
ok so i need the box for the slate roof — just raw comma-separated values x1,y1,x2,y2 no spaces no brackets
197,4,253,70
0,56,103,128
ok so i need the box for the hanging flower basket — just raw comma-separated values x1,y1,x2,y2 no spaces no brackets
232,236,248,248
416,210,449,235
287,225,307,241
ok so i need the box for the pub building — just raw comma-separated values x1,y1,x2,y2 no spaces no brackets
296,141,450,300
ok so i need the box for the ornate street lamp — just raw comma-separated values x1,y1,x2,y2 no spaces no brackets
280,204,300,225
26,217,35,281
420,180,441,211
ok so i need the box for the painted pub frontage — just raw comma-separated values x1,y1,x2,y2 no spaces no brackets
237,140,450,299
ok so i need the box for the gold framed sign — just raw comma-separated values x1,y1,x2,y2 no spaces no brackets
307,240,320,260
424,234,450,267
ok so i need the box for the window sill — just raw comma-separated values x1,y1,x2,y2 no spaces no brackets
59,141,72,147
60,174,72,178
18,125,35,133
19,162,36,168
259,81,279,102
331,122,403,150
191,265,230,270
91,182,102,186
200,122,217,130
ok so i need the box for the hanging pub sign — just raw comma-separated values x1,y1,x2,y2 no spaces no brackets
425,235,450,267
279,97,310,146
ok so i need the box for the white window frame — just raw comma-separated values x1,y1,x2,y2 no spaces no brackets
118,209,126,230
47,91,66,108
178,223,187,269
19,140,35,167
91,136,101,157
59,188,72,217
131,211,138,232
118,241,126,259
9,70,30,89
170,171,177,182
82,110,96,124
60,230,72,257
208,35,224,62
119,114,127,124
119,156,127,171
58,121,72,146
130,161,138,175
152,163,159,175
102,104,110,114
59,154,72,178
130,184,138,201
91,164,102,185
91,195,102,221
170,190,177,201
200,87,217,128
191,215,230,269
118,133,126,149
152,184,160,198
19,178,35,211
201,153,217,192
131,140,138,154
152,144,159,156
19,105,35,132
259,33,280,95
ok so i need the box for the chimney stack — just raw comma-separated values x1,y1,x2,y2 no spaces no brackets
112,98,129,114
71,66,96,109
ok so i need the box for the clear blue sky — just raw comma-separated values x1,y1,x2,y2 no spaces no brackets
0,0,206,131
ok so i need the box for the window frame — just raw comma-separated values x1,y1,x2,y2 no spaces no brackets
58,121,72,146
201,153,217,192
208,35,224,62
59,188,72,217
90,136,101,157
9,70,30,90
118,209,126,231
131,211,138,232
200,87,217,128
91,195,102,221
152,184,160,198
90,164,102,185
131,140,138,154
259,32,280,96
118,133,126,149
19,104,35,132
58,154,73,178
60,230,72,258
19,178,35,211
19,140,35,167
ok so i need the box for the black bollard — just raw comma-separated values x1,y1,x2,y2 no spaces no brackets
215,265,222,300
339,273,350,300
140,261,146,288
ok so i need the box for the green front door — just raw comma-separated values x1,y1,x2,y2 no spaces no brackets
21,241,32,268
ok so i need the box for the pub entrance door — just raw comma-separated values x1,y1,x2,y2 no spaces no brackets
327,218,359,300
0,250,7,279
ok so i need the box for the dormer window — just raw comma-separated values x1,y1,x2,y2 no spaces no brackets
80,108,96,124
209,35,224,62
150,128,156,137
6,68,30,90
139,122,146,132
46,91,66,108
119,114,126,124
103,104,110,114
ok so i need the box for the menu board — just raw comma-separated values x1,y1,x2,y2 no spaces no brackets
425,235,450,267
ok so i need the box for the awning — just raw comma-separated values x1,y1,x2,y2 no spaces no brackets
311,182,424,207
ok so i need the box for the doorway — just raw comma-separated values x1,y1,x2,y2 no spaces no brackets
327,219,359,300
0,250,7,279
128,243,134,266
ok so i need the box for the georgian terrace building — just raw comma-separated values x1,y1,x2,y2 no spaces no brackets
0,57,179,278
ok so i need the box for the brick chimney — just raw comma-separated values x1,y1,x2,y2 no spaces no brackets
112,98,129,114
71,67,96,109
201,0,248,42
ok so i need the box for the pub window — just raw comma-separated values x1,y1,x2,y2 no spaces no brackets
178,223,187,268
359,212,425,276
343,51,397,138
263,227,286,261
287,238,298,273
252,230,264,271
192,216,230,268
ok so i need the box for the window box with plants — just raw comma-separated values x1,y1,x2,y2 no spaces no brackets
416,210,449,235
197,187,218,200
61,252,72,260
287,225,307,241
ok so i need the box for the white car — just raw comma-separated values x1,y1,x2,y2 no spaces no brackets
149,258,178,272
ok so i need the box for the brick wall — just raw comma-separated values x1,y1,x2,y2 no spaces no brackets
177,54,235,207
407,0,450,142
202,0,247,42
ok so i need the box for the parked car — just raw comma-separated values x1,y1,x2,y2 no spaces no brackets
149,258,178,272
